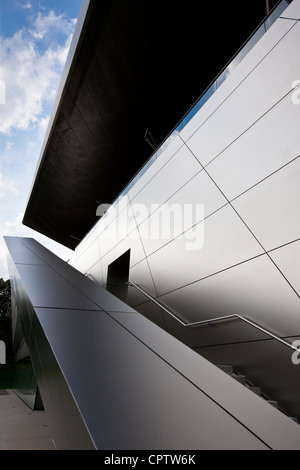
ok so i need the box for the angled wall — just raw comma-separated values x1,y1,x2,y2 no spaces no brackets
23,0,272,249
5,236,300,450
69,0,300,419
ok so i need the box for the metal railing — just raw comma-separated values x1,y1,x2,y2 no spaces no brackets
127,281,298,351
85,273,98,282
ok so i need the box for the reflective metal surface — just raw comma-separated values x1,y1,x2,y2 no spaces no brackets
231,156,300,251
195,338,300,424
22,0,287,249
186,20,300,168
146,204,264,296
127,281,298,351
158,255,300,339
69,0,300,425
5,236,300,450
130,145,201,224
206,92,300,200
269,239,300,296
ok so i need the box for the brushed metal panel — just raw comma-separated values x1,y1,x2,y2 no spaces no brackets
28,313,95,450
14,264,100,311
75,238,100,274
147,204,264,296
128,259,158,305
195,338,300,422
181,17,296,140
126,134,184,201
99,231,145,269
139,169,227,256
19,238,139,314
6,236,300,450
281,0,300,19
108,310,300,450
74,226,98,255
185,21,300,168
130,144,201,226
130,300,168,330
94,193,136,240
232,157,300,251
16,238,136,312
4,237,47,266
17,237,73,273
158,254,300,341
268,239,300,296
94,207,146,267
34,306,269,450
84,259,105,286
205,93,300,201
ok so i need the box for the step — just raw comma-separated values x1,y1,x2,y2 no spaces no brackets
217,364,299,424
246,385,262,396
217,365,233,375
289,417,299,423
267,400,279,409
232,373,247,385
217,365,247,385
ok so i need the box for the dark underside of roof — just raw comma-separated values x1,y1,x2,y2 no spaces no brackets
23,0,278,250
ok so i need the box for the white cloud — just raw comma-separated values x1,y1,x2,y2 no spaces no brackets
0,173,19,199
30,10,77,40
0,8,77,280
5,141,14,152
38,114,51,136
0,79,6,105
0,10,76,135
19,1,33,9
1,213,27,233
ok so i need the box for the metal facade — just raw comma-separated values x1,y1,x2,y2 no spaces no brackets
69,0,300,423
5,236,300,450
23,0,274,249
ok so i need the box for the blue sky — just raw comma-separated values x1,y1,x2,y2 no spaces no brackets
0,0,83,279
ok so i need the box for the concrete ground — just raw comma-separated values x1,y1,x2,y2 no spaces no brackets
0,390,55,450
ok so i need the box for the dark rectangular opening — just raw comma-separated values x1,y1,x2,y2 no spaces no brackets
106,250,130,303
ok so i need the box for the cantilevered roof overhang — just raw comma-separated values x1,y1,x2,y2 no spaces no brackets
23,0,274,250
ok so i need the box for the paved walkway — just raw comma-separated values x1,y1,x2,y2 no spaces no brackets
0,390,55,450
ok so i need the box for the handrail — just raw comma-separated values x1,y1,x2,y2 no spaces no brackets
126,281,298,351
85,273,98,282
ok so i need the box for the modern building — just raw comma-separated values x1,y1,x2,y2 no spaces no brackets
4,0,300,450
